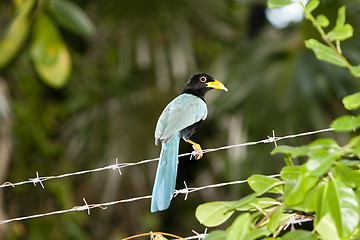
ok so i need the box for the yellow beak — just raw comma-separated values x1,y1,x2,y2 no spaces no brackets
206,80,228,92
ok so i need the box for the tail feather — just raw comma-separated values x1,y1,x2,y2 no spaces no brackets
151,133,180,212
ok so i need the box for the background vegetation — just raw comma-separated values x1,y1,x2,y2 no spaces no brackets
0,0,359,239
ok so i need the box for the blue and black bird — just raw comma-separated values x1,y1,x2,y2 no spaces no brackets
151,73,228,212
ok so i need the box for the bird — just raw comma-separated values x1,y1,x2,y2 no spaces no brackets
151,73,228,212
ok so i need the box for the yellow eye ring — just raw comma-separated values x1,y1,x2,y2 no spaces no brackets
200,76,207,82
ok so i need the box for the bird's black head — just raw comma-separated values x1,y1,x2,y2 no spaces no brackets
181,73,228,100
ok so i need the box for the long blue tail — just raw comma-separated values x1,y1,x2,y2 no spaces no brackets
151,133,181,212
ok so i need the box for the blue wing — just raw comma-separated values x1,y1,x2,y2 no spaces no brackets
151,133,180,212
155,93,207,144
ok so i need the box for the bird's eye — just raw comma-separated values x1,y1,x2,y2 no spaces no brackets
200,76,207,82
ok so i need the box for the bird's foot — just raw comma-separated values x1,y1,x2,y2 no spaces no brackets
191,143,203,160
184,138,203,160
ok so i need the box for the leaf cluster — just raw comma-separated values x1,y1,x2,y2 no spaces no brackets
195,93,360,239
0,0,94,88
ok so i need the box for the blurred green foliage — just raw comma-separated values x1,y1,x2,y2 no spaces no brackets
0,0,359,239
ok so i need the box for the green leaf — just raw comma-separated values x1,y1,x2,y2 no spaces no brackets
281,230,317,240
349,65,360,77
315,213,340,240
316,15,329,28
330,115,360,132
284,153,294,166
227,213,251,240
30,13,71,88
327,24,353,42
315,182,327,225
284,171,318,206
322,179,359,238
47,0,95,36
267,204,284,233
243,227,270,240
204,230,228,240
236,197,280,212
280,166,302,181
305,39,347,67
327,6,353,42
267,0,293,8
0,0,35,68
248,175,283,194
305,149,340,176
337,181,360,238
196,201,235,227
342,92,360,110
308,138,340,150
332,161,358,188
271,145,308,158
305,0,320,13
291,184,317,212
229,193,258,211
336,6,346,26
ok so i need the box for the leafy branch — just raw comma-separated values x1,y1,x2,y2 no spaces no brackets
269,0,360,77
195,93,360,239
193,1,360,239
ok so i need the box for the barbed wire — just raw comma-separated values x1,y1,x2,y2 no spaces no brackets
0,128,334,189
0,128,333,225
0,174,282,225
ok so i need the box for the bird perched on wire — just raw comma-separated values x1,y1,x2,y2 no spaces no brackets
151,73,228,212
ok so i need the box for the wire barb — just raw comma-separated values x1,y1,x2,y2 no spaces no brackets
29,171,45,189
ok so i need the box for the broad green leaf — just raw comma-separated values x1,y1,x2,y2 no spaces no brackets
48,0,95,36
0,0,35,68
227,213,251,240
337,181,360,238
271,145,308,158
281,230,317,240
196,201,235,227
332,161,358,188
307,138,340,150
316,15,329,28
267,0,292,8
350,65,360,77
327,24,353,42
280,166,302,181
305,39,347,67
284,171,318,206
204,230,228,240
229,193,258,211
330,115,360,132
315,181,327,225
305,149,340,176
248,175,283,194
291,184,317,212
267,204,284,233
236,197,280,212
30,13,71,88
315,213,340,240
305,0,320,13
343,136,360,159
243,227,270,240
342,92,360,110
323,179,350,238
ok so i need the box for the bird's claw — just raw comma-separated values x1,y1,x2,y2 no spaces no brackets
191,143,203,160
